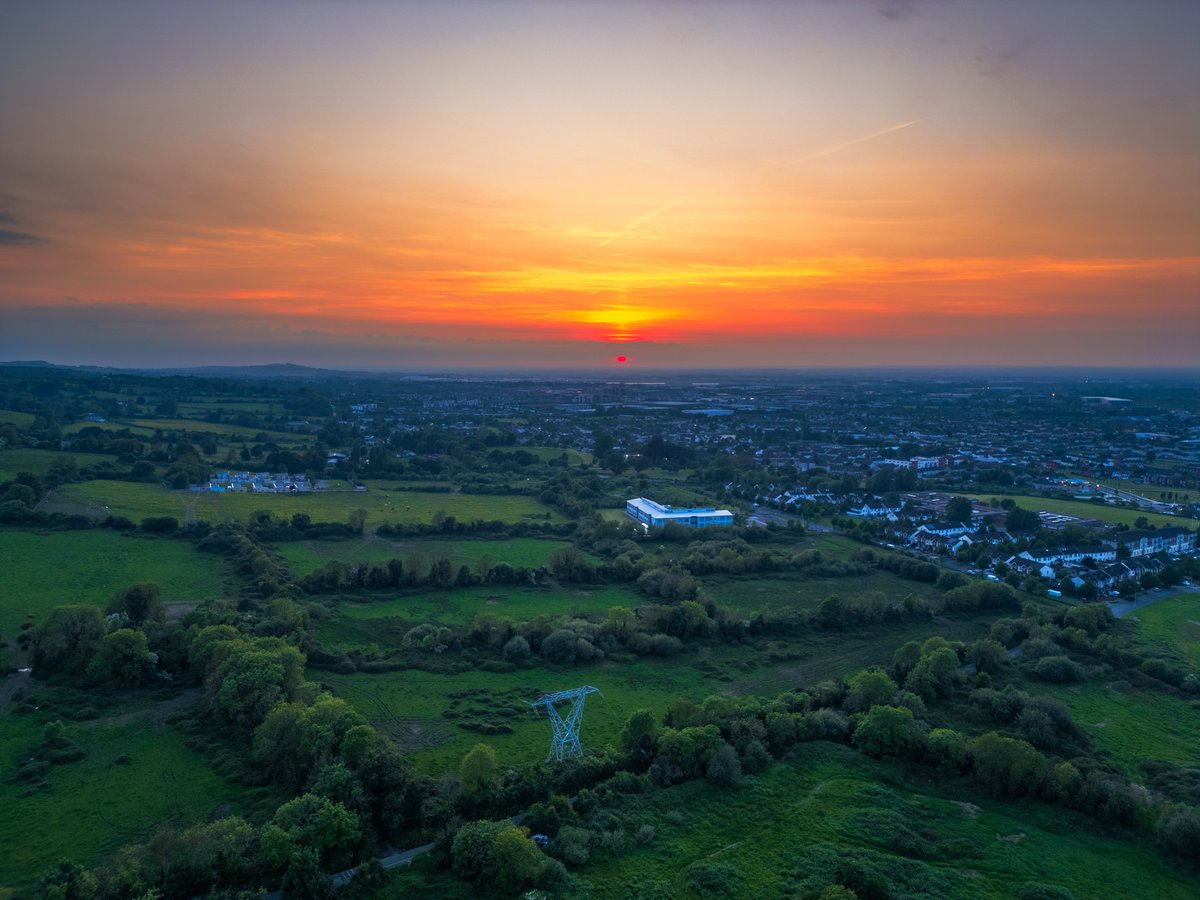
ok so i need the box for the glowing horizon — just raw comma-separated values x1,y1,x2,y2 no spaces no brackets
1,1,1197,369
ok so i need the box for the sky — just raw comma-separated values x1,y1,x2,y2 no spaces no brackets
1,0,1197,370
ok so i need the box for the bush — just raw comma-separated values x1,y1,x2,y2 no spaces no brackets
705,742,742,788
1016,884,1077,900
553,825,592,866
140,516,179,533
502,635,531,661
1154,804,1200,862
1031,655,1084,683
852,705,925,760
686,861,742,897
969,732,1044,797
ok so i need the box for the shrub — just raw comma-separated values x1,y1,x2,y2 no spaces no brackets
553,825,592,866
705,742,742,788
852,705,925,760
502,634,531,661
969,732,1044,797
1031,655,1084,683
686,861,742,897
1155,804,1200,862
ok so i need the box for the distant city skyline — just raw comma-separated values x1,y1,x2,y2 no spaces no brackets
1,0,1197,368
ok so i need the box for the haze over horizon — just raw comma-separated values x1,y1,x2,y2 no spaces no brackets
2,0,1197,370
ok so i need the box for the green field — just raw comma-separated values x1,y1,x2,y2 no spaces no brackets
703,571,941,617
490,446,591,465
318,599,1000,776
1127,593,1200,668
0,699,272,894
0,530,231,637
62,421,155,436
325,583,641,635
969,493,1188,529
1037,679,1200,774
175,400,285,415
40,481,566,527
128,418,303,443
0,449,124,482
575,744,1199,899
276,535,590,578
0,410,35,428
318,652,747,776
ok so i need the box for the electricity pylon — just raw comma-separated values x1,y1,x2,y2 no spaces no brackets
530,686,599,762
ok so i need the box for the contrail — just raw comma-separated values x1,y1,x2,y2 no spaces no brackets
596,200,676,248
803,119,923,161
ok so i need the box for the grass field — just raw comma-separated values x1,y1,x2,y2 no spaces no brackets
575,743,1200,899
968,493,1188,529
490,446,592,466
128,418,303,443
0,410,35,428
703,571,942,617
276,535,590,578
62,421,155,436
0,698,275,894
1127,593,1200,668
175,400,286,415
318,600,1001,776
0,449,124,482
0,530,231,637
318,651,751,776
325,583,642,635
1035,678,1200,774
40,481,566,527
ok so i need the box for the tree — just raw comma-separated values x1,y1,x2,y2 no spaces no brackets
620,709,660,761
705,742,742,788
208,641,305,730
460,743,499,798
492,826,547,890
452,819,508,882
35,859,97,900
105,583,165,626
904,646,960,702
270,793,362,869
548,546,594,582
1006,506,1040,531
925,728,968,774
253,694,367,790
852,705,924,760
604,605,637,639
967,639,1008,676
1155,804,1200,862
845,668,897,713
654,725,723,783
945,495,973,523
87,628,152,686
33,606,105,677
891,641,922,681
281,846,329,899
969,732,1043,796
502,634,531,662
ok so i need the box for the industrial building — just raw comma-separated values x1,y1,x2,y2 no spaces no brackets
625,497,734,529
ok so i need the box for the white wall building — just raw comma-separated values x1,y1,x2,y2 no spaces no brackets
626,497,734,529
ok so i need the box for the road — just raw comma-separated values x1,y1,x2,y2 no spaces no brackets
265,814,524,898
